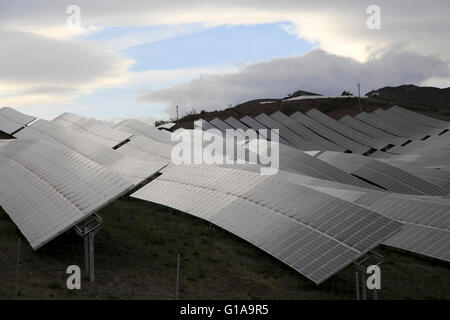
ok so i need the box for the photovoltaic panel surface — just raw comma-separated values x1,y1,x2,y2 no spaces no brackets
113,119,174,145
254,113,315,150
372,109,431,139
318,151,446,195
0,107,36,135
240,115,290,145
389,106,450,129
131,165,402,284
14,119,167,185
299,183,450,262
355,112,410,139
290,112,370,154
339,115,405,145
270,111,344,152
53,113,133,148
306,109,386,149
0,139,133,250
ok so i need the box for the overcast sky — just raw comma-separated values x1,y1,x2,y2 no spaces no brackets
1,0,449,122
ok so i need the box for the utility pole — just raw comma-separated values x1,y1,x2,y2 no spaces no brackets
176,106,179,126
357,83,362,112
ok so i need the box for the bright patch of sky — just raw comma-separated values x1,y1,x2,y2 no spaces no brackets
25,22,315,121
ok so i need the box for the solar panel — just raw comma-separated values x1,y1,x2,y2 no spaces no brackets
270,111,344,151
157,122,176,130
0,107,36,135
339,115,405,145
383,224,449,262
290,112,370,154
240,115,291,145
14,119,167,185
382,108,442,133
298,183,450,262
371,109,430,139
274,144,377,189
318,151,446,195
0,139,134,250
377,159,450,191
224,116,251,131
254,113,316,150
115,135,172,162
53,113,133,148
194,119,220,131
389,106,450,129
355,112,408,138
306,109,387,150
374,135,450,168
131,165,402,284
113,119,174,145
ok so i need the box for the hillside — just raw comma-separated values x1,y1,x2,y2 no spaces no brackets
171,96,450,130
367,85,450,109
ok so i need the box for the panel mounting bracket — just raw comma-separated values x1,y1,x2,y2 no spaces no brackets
74,214,103,282
352,251,383,300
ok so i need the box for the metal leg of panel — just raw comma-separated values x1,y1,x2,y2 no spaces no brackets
75,214,102,283
89,231,95,282
355,271,360,300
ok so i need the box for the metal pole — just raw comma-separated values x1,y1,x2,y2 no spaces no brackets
89,232,95,282
176,106,179,126
373,288,378,300
15,238,21,298
355,271,360,300
361,270,367,300
358,83,362,112
176,253,180,300
84,228,89,280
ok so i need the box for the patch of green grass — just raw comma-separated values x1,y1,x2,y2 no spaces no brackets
0,199,448,300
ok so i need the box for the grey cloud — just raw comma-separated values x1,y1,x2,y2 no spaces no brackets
138,50,450,117
0,30,131,88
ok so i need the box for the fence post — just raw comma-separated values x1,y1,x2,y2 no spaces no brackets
176,253,180,300
15,238,21,298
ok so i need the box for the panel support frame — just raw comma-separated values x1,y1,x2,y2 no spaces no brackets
74,214,103,282
352,251,383,300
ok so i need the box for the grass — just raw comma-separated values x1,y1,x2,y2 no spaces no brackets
0,198,448,300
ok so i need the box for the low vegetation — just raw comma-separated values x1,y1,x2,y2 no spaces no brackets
0,198,448,300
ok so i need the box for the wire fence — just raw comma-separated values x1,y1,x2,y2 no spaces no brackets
1,235,448,300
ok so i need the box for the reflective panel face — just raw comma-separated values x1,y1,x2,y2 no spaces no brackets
0,139,133,250
270,111,344,152
254,113,315,150
371,109,431,139
240,115,290,145
300,183,450,262
131,165,402,284
224,116,251,131
306,109,386,150
14,119,168,185
53,113,133,148
113,119,174,145
355,112,409,138
290,112,370,154
339,115,405,145
0,107,36,135
318,151,446,196
389,106,450,129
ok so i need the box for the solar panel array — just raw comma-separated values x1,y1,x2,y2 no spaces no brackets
131,165,402,284
53,113,133,148
0,139,133,249
0,107,36,135
0,105,449,286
